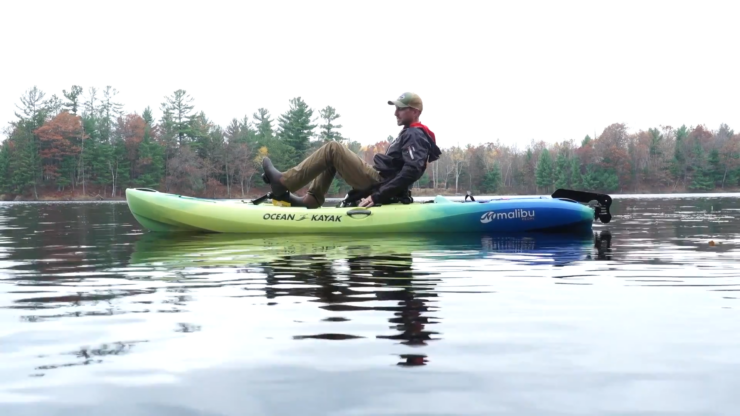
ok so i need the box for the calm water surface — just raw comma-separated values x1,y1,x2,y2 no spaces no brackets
2,195,740,415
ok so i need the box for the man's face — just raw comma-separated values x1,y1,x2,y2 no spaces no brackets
394,106,418,126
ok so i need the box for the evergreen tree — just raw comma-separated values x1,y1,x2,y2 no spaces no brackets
481,162,502,193
553,151,570,189
98,86,123,143
237,115,256,145
253,108,274,147
7,87,51,198
671,124,689,181
277,97,317,166
44,95,64,118
0,142,9,194
136,110,165,189
318,106,343,142
596,169,619,192
161,89,195,146
648,127,662,158
570,157,582,190
689,140,713,191
62,85,83,115
707,148,723,187
535,149,553,193
581,164,598,190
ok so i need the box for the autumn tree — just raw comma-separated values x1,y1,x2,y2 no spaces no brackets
34,111,85,189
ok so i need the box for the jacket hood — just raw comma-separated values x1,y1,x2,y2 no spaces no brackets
409,122,436,143
408,122,441,162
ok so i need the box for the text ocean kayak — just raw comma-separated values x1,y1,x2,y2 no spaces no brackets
125,188,612,234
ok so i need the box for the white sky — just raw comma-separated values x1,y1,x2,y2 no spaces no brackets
0,0,737,149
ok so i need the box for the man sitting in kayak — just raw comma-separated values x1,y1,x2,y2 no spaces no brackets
261,92,442,208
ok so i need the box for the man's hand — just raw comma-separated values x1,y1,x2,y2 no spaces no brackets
358,196,375,207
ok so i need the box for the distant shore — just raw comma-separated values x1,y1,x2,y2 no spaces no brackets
4,185,740,202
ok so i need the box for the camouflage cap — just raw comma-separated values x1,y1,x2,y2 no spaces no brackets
388,92,423,111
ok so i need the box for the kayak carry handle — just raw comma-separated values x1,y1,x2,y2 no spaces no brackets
346,209,372,218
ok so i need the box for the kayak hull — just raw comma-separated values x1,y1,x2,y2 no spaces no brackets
125,188,598,234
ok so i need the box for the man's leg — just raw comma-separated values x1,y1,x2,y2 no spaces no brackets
303,167,337,206
263,141,381,206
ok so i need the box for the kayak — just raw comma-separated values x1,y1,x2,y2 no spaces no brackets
125,187,612,234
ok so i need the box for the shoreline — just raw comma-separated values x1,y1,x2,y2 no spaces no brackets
4,188,740,202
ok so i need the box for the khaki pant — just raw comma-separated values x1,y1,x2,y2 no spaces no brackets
281,141,382,205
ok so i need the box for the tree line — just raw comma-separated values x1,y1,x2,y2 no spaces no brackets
1,85,739,200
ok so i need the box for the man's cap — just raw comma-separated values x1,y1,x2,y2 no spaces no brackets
388,92,423,111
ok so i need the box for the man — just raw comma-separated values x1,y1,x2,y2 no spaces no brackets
261,92,441,208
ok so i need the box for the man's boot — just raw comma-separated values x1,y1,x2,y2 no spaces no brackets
272,192,320,209
261,157,289,197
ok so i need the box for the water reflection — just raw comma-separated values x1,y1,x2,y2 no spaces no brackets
5,197,740,415
127,231,608,361
129,231,603,269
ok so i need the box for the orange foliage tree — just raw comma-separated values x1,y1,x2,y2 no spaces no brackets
34,111,86,188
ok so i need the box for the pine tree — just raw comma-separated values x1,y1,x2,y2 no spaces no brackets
671,124,689,181
596,169,620,192
62,85,83,115
535,149,553,193
0,141,10,195
689,140,713,191
277,97,317,166
707,148,723,187
253,108,274,148
318,106,344,142
7,87,51,198
553,151,570,189
161,89,195,146
570,157,582,190
98,86,123,143
136,111,165,189
481,162,502,193
581,164,598,190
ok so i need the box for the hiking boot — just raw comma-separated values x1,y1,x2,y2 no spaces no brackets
262,157,289,198
272,192,320,209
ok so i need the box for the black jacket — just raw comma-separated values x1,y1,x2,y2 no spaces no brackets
371,123,442,204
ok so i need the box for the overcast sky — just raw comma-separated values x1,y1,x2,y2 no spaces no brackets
1,0,737,149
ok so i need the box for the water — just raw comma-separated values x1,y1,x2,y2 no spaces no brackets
1,195,740,415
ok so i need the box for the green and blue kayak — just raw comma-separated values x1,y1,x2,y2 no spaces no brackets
125,188,612,234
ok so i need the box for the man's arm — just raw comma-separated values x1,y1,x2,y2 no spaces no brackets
371,129,431,204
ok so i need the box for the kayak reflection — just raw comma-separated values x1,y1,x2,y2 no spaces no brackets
128,230,611,366
129,230,607,269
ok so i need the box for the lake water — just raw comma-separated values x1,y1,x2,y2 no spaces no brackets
2,194,740,415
